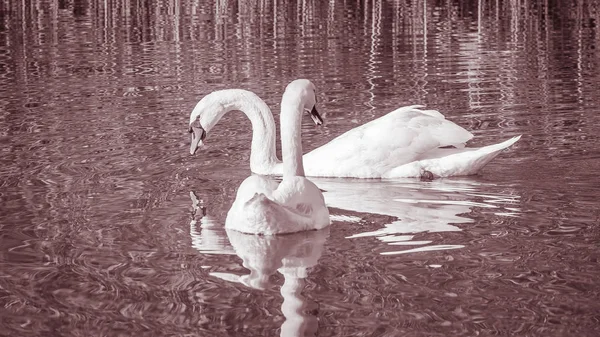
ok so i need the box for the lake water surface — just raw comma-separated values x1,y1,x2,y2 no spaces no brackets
1,1,599,336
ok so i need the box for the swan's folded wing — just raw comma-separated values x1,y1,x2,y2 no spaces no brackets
405,108,473,147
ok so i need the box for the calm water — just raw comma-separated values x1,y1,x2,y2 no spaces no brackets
1,0,600,336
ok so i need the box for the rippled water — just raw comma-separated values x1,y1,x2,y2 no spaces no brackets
1,0,599,336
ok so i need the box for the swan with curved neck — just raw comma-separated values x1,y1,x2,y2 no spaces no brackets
223,79,330,235
189,82,520,178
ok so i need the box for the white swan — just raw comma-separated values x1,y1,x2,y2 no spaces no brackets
223,79,330,235
188,83,520,178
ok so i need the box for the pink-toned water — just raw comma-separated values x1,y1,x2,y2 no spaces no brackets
1,1,599,336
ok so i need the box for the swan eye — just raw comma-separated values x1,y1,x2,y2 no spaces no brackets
188,127,193,134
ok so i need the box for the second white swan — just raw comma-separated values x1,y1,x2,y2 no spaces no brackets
188,83,520,178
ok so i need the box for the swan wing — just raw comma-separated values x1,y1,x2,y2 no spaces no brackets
271,177,330,227
225,175,278,233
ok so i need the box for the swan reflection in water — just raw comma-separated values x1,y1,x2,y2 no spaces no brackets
311,177,520,256
189,214,235,255
190,210,328,337
223,229,328,337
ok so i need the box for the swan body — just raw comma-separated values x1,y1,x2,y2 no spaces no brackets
224,80,330,235
189,88,520,178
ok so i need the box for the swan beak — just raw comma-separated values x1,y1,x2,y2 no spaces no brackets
189,124,206,155
309,106,323,126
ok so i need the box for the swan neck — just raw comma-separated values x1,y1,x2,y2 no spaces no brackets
280,98,305,178
216,92,279,173
246,101,278,173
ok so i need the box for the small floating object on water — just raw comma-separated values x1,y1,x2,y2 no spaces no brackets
190,191,207,217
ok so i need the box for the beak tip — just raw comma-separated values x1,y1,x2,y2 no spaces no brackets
190,140,203,155
310,114,323,126
189,123,206,155
309,105,324,126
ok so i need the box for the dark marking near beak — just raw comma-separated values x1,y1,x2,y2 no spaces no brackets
309,105,323,126
189,120,206,155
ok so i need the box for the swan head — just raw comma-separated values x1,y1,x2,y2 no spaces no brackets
284,79,323,126
188,91,237,155
188,96,219,155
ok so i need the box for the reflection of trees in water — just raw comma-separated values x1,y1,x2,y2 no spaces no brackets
5,0,597,154
3,0,598,87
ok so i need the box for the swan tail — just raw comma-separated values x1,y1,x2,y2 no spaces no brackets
385,135,521,178
432,135,521,176
476,135,521,155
